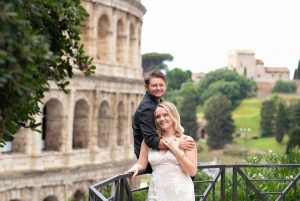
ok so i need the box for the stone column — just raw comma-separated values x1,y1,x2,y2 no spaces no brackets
30,105,44,170
111,9,117,65
90,87,101,164
66,89,76,152
64,89,76,167
124,17,130,66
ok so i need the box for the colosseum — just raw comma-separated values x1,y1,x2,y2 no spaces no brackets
0,0,146,200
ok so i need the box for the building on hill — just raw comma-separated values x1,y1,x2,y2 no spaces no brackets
228,49,290,94
191,72,206,83
0,1,146,201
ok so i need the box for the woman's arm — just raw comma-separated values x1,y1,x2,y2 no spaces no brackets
126,140,149,178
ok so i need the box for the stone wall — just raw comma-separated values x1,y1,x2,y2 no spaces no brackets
0,161,135,201
0,0,146,200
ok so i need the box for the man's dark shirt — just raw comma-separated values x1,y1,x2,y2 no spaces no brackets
132,92,162,158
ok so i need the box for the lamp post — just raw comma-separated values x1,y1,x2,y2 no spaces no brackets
240,127,251,159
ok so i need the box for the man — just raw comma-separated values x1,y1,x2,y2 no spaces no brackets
132,69,195,159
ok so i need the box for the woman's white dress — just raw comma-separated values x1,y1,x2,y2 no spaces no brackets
146,148,195,201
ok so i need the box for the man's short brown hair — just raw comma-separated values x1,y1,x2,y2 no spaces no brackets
144,69,167,85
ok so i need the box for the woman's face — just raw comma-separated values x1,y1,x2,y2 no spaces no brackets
155,107,174,131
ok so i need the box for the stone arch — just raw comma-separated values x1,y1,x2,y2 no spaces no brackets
74,189,85,201
98,101,111,148
116,19,126,64
117,101,126,146
42,98,63,151
73,99,89,149
97,14,111,62
43,195,58,201
129,23,136,66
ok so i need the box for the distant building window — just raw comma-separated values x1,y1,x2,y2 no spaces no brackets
240,61,243,67
272,74,274,77
258,74,260,78
279,74,282,77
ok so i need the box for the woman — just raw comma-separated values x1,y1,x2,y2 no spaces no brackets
126,102,197,201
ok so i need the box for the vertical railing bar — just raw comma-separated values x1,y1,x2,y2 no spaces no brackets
233,166,237,201
213,182,215,201
113,180,119,201
120,178,125,201
201,165,224,200
294,183,296,201
237,168,266,201
221,167,225,201
245,182,248,201
125,179,135,201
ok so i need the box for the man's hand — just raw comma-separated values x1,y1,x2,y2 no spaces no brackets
162,137,179,151
179,135,195,151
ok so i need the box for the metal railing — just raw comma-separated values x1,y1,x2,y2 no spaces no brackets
89,164,300,201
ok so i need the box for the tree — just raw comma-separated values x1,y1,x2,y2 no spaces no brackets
142,52,173,73
288,100,300,129
204,94,235,149
197,69,256,109
286,127,300,154
271,80,297,93
293,59,300,79
200,80,241,109
180,92,198,140
275,102,286,143
166,68,192,91
260,100,276,137
0,1,95,147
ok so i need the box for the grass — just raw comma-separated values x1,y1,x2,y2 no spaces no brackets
232,98,262,138
196,96,294,164
244,135,289,153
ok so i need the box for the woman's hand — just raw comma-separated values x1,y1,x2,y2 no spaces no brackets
126,164,139,180
162,137,179,151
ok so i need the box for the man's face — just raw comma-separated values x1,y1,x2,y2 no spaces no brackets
144,77,166,101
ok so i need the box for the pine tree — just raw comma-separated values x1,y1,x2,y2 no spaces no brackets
286,126,300,154
180,92,198,140
293,59,300,79
204,94,235,149
260,100,276,137
275,102,286,143
289,100,300,129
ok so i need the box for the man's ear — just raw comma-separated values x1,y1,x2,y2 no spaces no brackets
144,84,149,92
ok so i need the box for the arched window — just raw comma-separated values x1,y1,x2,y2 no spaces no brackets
42,98,63,151
129,24,136,66
74,190,85,201
98,101,111,148
97,14,111,62
116,20,126,64
73,99,89,149
117,101,126,146
43,195,58,201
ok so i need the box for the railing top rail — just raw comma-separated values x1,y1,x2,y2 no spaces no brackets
198,164,300,168
89,164,300,201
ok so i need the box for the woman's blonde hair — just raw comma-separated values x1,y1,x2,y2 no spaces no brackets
154,102,184,138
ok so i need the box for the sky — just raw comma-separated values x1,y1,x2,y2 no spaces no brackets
140,0,300,78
